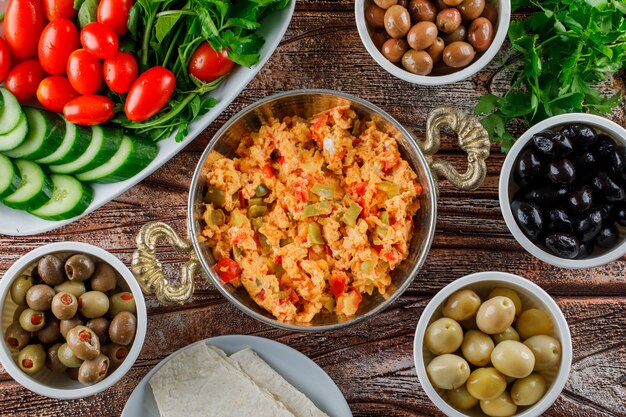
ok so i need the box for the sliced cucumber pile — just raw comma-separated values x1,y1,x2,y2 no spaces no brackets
49,126,123,174
4,108,66,160
2,159,54,211
29,174,94,221
0,154,21,199
0,87,25,136
36,119,92,166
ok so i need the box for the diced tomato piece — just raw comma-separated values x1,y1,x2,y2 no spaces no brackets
310,114,328,147
372,244,383,253
294,179,309,202
325,245,333,257
289,290,299,304
275,255,282,265
262,164,275,178
278,156,285,164
215,258,241,283
258,288,266,300
291,276,304,282
354,182,367,197
329,272,347,298
238,190,247,208
382,249,398,263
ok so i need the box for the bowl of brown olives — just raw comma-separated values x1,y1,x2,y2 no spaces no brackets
0,242,147,399
414,272,572,417
500,113,626,268
355,0,510,85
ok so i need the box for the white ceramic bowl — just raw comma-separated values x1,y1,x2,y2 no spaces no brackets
0,242,147,399
355,0,511,85
499,113,626,269
414,271,572,417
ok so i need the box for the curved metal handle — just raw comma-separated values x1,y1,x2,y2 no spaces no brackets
418,105,490,191
131,221,200,305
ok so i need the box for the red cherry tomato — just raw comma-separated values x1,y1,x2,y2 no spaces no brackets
188,42,235,82
103,51,138,94
0,38,11,83
80,22,119,59
97,0,134,37
215,258,241,283
125,66,175,122
4,0,46,62
38,18,80,75
63,95,114,126
43,0,77,21
5,60,45,103
36,76,79,113
67,49,103,95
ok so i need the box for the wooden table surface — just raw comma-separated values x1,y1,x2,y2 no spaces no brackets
1,1,626,416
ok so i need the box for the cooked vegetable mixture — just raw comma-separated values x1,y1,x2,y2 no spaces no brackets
200,106,423,322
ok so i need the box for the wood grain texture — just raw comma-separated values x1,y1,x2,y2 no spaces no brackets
1,1,626,416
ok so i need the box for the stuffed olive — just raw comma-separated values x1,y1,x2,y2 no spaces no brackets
78,354,110,385
10,275,34,306
108,292,137,316
65,254,95,282
54,280,86,298
26,284,56,311
90,262,118,293
109,312,137,346
18,344,46,375
57,342,84,368
60,316,85,338
19,308,46,332
4,322,30,351
103,343,129,367
87,318,110,344
67,325,101,360
52,291,79,320
38,255,66,286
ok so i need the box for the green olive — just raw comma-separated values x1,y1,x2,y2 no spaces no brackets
442,289,481,321
65,254,95,282
524,335,561,371
78,353,110,385
490,340,535,378
18,344,46,374
87,318,110,344
511,373,547,406
108,292,137,316
67,325,101,360
36,316,62,345
57,342,83,368
46,343,67,374
447,384,478,410
461,330,494,366
466,367,506,401
37,255,66,286
19,308,46,332
109,311,137,346
103,343,129,367
488,288,522,316
79,291,110,319
4,322,30,351
51,291,78,320
424,317,463,355
516,309,553,339
60,316,84,339
491,326,520,344
26,284,55,311
480,391,518,417
426,354,470,390
54,280,86,298
90,263,118,293
476,296,516,335
10,275,34,306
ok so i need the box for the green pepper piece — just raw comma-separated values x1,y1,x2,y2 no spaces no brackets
279,238,292,247
303,204,320,218
230,211,246,227
211,209,225,226
377,181,401,198
255,184,269,197
204,186,226,208
251,217,264,231
275,264,286,278
248,205,268,218
360,260,376,274
249,197,265,207
233,247,243,260
308,223,325,244
342,201,362,226
259,233,271,254
311,183,334,200
380,211,390,225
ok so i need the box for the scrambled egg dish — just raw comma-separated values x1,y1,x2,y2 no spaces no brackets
200,106,422,323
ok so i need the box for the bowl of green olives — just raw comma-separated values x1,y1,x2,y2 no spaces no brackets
355,0,510,85
0,242,147,399
413,271,572,417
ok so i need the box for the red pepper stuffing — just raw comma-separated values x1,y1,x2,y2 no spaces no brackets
61,294,73,305
31,314,43,325
115,347,128,360
79,331,91,342
121,293,133,301
22,359,33,369
7,337,18,347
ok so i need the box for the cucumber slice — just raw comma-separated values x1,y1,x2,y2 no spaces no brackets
35,118,92,165
76,135,158,183
49,126,123,174
0,113,29,152
29,174,94,221
4,108,66,160
0,88,23,135
0,154,21,198
2,159,53,211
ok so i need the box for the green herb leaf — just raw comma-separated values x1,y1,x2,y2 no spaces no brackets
155,14,183,43
78,0,98,28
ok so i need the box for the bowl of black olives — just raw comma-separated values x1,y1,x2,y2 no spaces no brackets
0,242,147,399
500,113,626,268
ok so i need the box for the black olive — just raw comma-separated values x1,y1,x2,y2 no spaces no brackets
595,134,615,164
576,241,594,259
545,233,580,259
616,204,626,227
575,209,603,242
532,131,560,157
611,145,626,175
511,200,545,243
596,203,615,224
562,124,598,149
595,225,620,248
514,148,543,182
552,133,573,155
568,185,594,213
520,184,568,208
547,208,574,233
591,172,625,202
569,151,596,175
547,159,576,185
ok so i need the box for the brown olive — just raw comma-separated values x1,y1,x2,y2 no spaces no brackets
37,316,62,344
109,311,137,346
108,291,137,316
37,255,66,286
434,0,448,9
381,38,409,62
401,49,433,75
79,291,110,319
60,316,85,339
78,353,110,385
103,343,129,367
46,343,67,374
371,30,391,49
18,344,46,375
443,0,463,4
19,308,46,332
443,41,475,67
408,0,437,22
436,8,461,33
67,366,80,380
65,254,95,282
25,284,55,311
468,17,493,52
10,275,34,306
12,305,27,322
397,0,409,7
58,343,83,368
87,318,110,344
67,325,101,360
54,280,86,298
458,0,485,20
406,21,438,50
90,263,118,293
365,3,386,28
51,291,78,320
4,322,30,351
374,0,398,8
426,37,445,63
444,25,467,43
384,5,411,38
481,3,498,25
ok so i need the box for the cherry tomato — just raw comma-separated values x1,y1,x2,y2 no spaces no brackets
97,0,133,37
188,42,235,82
80,22,118,59
63,95,114,126
67,49,103,95
36,76,79,113
5,60,45,103
125,66,175,122
38,18,80,75
43,0,76,21
215,258,241,283
0,38,11,83
4,0,46,61
103,51,138,94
